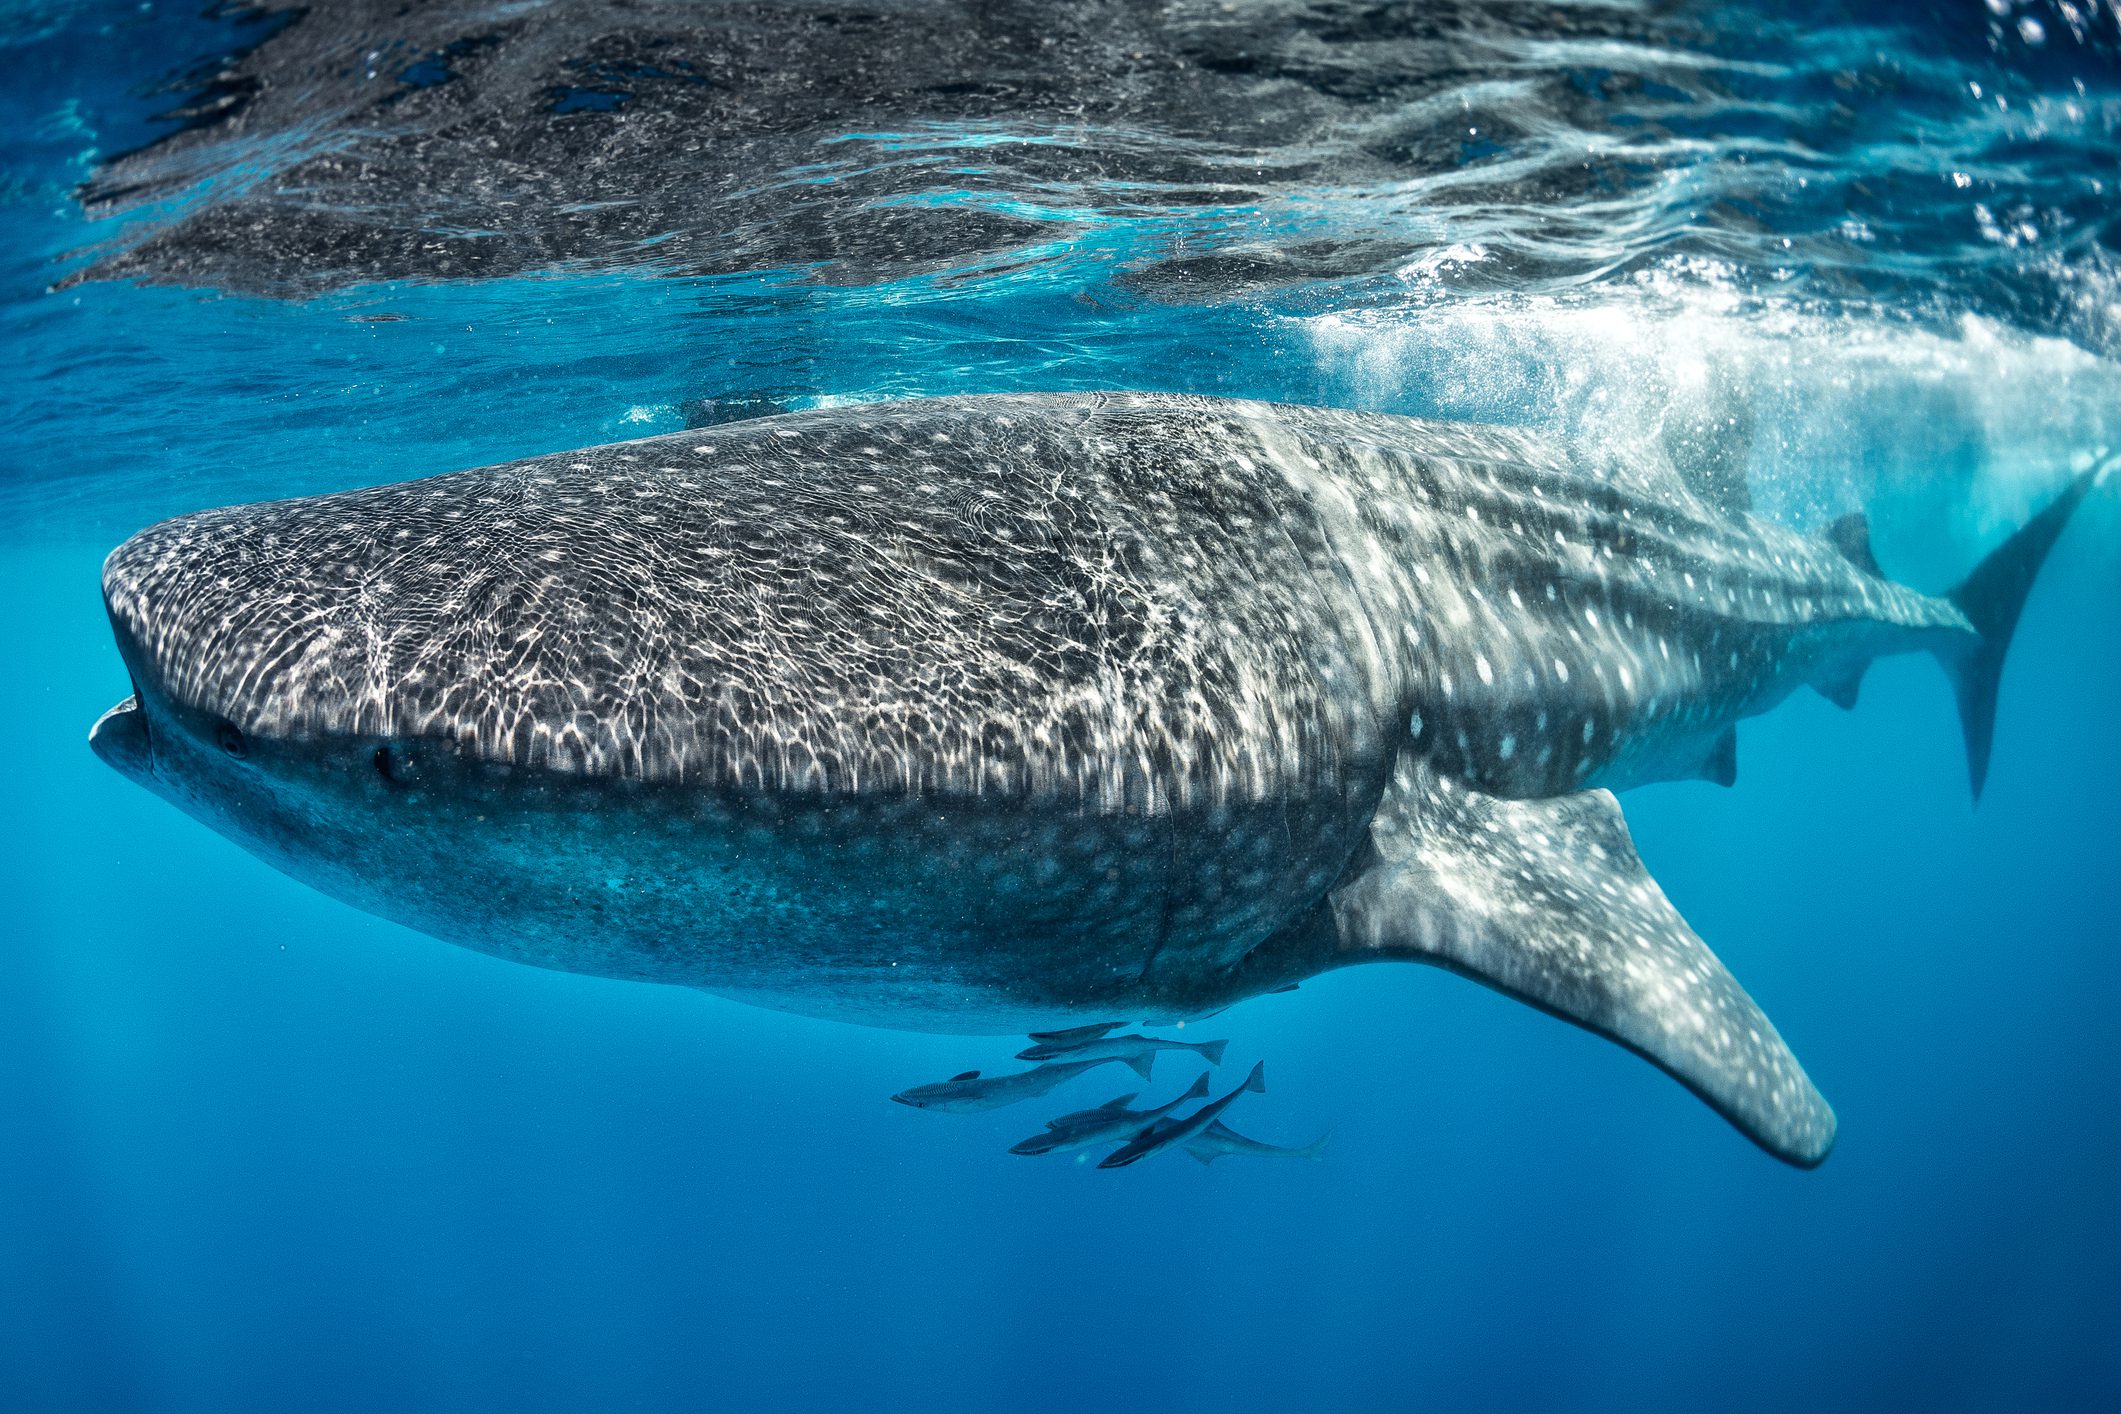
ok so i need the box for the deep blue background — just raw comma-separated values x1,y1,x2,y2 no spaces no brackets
3,2,2119,1410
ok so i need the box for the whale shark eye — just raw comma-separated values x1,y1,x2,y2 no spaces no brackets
213,720,247,759
373,742,419,786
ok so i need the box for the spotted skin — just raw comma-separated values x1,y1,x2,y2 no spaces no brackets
102,393,1964,803
90,393,2016,1162
1329,758,1836,1165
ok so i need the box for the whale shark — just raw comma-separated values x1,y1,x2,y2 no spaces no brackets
88,392,2099,1167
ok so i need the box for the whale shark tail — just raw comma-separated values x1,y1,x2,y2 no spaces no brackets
1941,467,2104,800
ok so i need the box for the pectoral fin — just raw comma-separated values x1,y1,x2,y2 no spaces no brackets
1330,758,1835,1167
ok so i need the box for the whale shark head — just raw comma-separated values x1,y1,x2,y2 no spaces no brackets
83,452,1362,1030
90,499,435,905
89,494,785,999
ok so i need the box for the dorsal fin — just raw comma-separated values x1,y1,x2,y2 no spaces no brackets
949,1070,980,1082
1327,758,1836,1167
1826,512,1882,578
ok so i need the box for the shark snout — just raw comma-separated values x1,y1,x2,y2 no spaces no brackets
90,693,154,784
97,508,302,754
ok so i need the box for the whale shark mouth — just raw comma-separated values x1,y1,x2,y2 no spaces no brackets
89,691,154,785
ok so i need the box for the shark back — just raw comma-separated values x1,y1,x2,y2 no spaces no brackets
103,393,1440,814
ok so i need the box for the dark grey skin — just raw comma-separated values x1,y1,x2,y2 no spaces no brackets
1100,1062,1269,1169
888,1055,1151,1114
1014,1034,1227,1065
1183,1121,1329,1165
1024,1022,1122,1047
90,393,2099,1166
1009,1074,1212,1158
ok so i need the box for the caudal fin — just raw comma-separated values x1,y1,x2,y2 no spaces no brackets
1944,468,2102,799
1195,1038,1230,1066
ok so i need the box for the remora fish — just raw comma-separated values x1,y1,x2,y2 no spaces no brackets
891,1054,1154,1113
1025,1022,1123,1047
88,392,2102,1165
1009,1074,1213,1157
1014,1033,1228,1065
1100,1062,1269,1168
1182,1121,1330,1165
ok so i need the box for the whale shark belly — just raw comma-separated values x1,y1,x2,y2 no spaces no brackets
275,757,1385,1032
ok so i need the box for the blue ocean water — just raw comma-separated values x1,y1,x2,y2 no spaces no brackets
3,2,2119,1410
